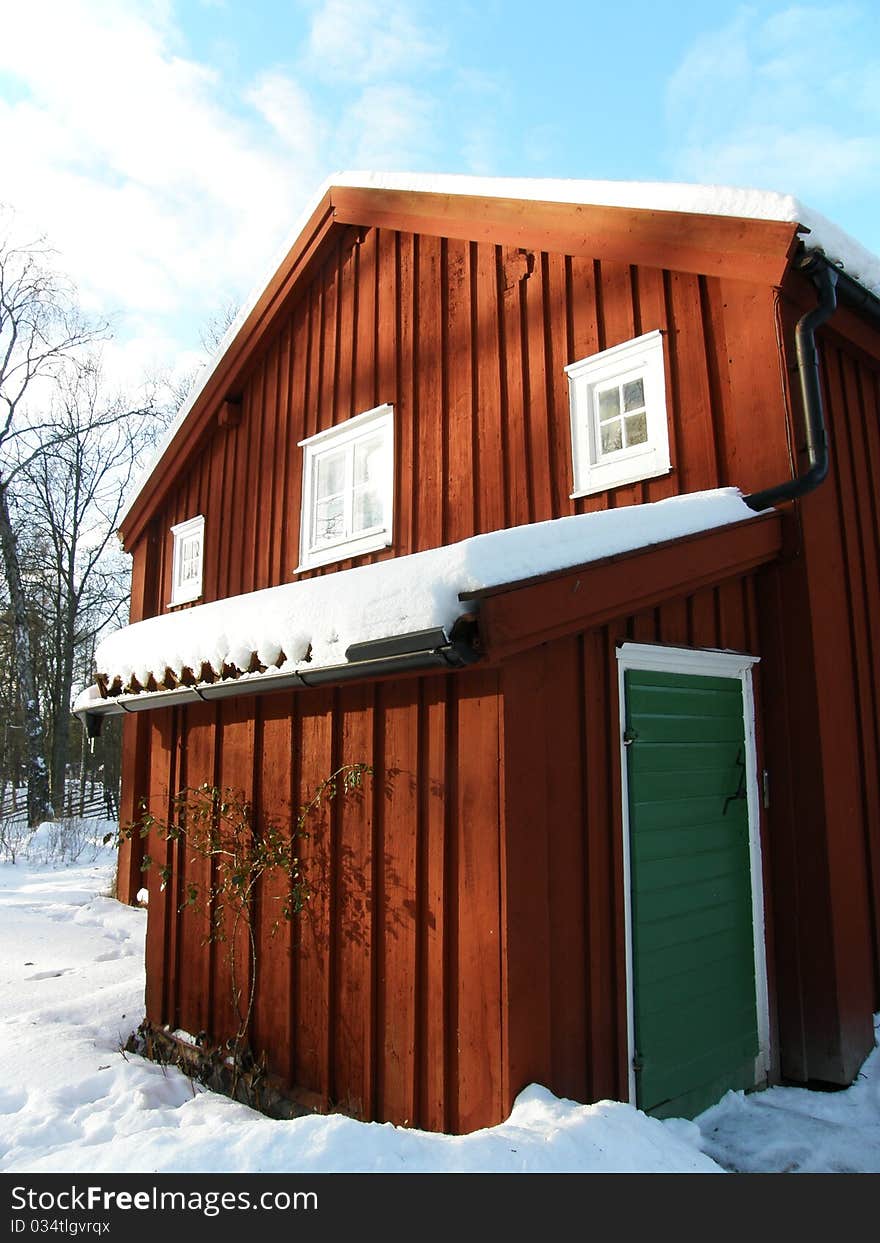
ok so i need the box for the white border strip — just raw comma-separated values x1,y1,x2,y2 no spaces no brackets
615,641,770,1108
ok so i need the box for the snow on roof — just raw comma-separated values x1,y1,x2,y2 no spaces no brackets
120,171,880,532
334,171,880,290
88,488,759,701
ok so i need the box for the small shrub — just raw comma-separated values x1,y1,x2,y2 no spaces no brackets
0,814,108,866
117,763,371,1053
0,815,30,864
27,817,102,865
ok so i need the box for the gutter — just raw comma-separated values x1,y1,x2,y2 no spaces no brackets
75,616,481,738
829,257,880,328
743,246,880,512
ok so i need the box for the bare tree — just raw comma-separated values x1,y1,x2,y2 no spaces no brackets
19,362,156,812
162,296,240,414
0,209,102,825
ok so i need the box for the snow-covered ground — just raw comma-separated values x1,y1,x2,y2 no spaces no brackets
1,842,878,1174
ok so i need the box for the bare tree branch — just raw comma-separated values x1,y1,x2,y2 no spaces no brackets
0,208,106,824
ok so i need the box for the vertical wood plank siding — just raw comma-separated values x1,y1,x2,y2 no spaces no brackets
133,229,789,620
749,298,880,1087
818,332,880,1009
139,573,765,1131
787,320,880,1051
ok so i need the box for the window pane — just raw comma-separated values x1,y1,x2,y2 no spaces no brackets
180,537,200,581
623,377,645,412
597,387,620,422
316,450,346,499
354,434,385,485
314,495,344,543
353,485,383,532
625,412,648,446
600,420,623,454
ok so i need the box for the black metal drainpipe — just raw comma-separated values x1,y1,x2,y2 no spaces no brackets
743,255,839,512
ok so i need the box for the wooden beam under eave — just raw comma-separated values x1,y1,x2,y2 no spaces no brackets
330,187,801,288
468,513,782,663
120,195,339,550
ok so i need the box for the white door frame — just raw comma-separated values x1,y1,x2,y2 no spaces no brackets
615,641,771,1109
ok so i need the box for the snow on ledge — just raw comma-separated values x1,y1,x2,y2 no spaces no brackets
89,489,760,698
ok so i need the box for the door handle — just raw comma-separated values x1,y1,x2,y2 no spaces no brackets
723,747,747,815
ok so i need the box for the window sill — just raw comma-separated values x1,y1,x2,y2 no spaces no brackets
570,463,673,500
294,532,392,575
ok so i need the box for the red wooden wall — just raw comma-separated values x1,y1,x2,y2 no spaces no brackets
811,318,880,1008
751,297,880,1085
126,225,790,623
136,568,771,1132
140,668,504,1133
498,570,771,1111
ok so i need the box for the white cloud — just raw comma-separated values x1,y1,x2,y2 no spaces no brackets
98,330,204,404
0,0,507,395
450,67,511,176
247,71,327,162
460,125,500,177
675,125,876,196
0,0,321,370
303,0,443,84
346,84,438,169
665,4,880,203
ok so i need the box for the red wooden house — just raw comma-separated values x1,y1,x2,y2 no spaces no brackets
76,174,880,1130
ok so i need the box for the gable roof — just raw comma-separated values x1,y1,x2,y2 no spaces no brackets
120,172,880,546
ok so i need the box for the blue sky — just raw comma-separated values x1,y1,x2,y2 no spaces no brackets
0,0,877,386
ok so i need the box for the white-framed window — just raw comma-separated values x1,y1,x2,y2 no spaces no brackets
565,329,671,498
297,403,394,572
169,514,205,606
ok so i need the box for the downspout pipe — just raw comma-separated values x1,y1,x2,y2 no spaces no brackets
744,255,839,512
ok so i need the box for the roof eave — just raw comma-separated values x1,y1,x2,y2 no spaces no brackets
77,512,781,732
464,511,782,662
331,184,802,286
75,619,481,734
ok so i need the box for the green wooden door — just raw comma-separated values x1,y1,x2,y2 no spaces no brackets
624,667,761,1119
